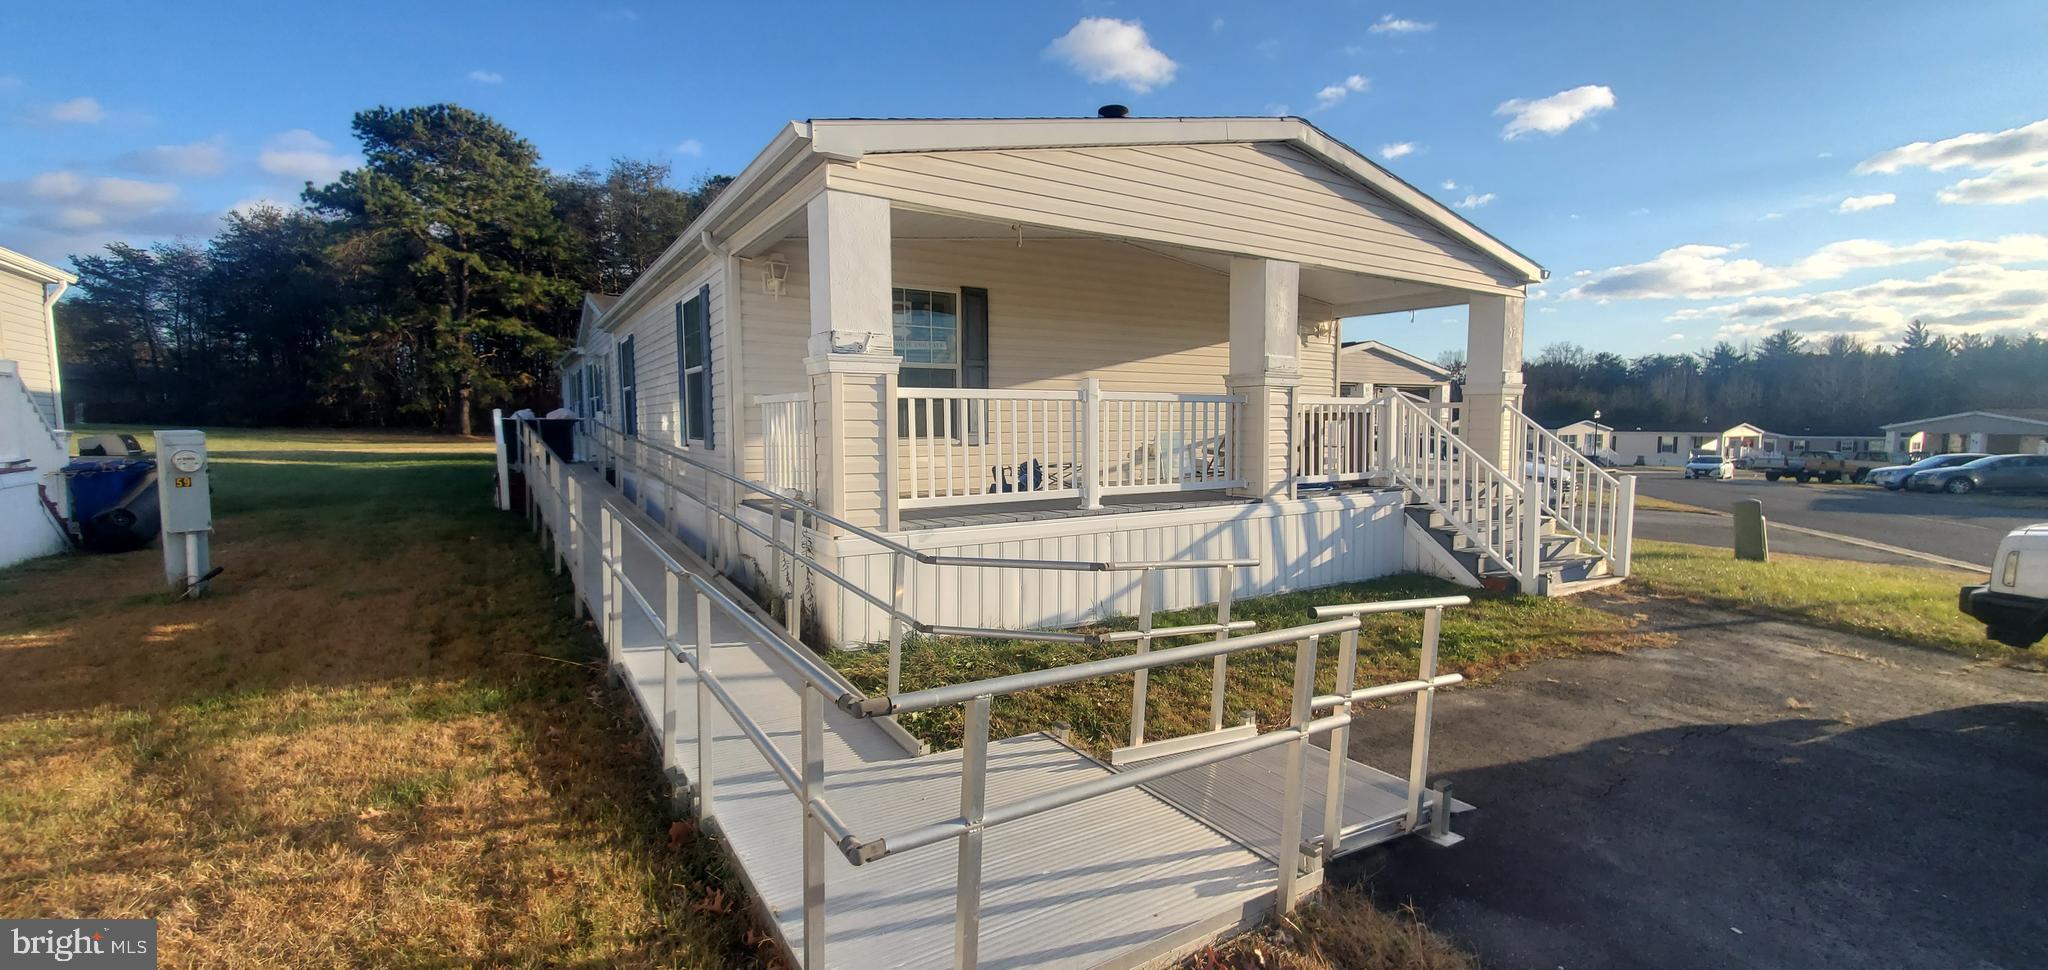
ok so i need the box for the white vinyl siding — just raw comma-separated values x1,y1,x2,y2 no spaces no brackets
0,273,56,428
828,142,1525,294
601,262,730,467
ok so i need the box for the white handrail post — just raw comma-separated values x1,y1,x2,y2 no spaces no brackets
1079,377,1102,510
662,569,682,786
886,551,908,697
1276,634,1317,911
491,407,510,511
1615,473,1637,578
954,694,991,969
801,682,827,970
1520,480,1543,594
1321,627,1359,863
568,476,585,617
599,505,617,666
1128,566,1156,750
792,508,809,646
1207,564,1235,732
1403,607,1444,831
693,589,717,826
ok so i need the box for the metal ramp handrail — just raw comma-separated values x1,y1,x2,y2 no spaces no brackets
1505,404,1637,578
516,419,1473,969
1373,391,1540,588
560,415,1261,747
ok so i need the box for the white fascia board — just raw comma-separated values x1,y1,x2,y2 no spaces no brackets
1342,339,1454,379
595,121,814,332
0,246,76,285
1883,409,2048,431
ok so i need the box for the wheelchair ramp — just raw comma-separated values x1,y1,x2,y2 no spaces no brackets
1116,742,1474,861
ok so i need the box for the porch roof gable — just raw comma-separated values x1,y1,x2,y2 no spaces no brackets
594,116,1545,336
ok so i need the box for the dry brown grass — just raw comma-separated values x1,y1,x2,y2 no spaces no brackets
1183,889,1475,970
0,429,765,968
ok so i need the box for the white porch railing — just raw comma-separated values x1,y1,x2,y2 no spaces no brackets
1293,396,1375,484
895,379,1241,510
754,392,812,498
1508,406,1635,578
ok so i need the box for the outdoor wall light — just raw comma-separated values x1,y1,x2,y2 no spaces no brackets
761,255,789,297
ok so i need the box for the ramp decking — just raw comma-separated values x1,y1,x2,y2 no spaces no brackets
543,458,1454,968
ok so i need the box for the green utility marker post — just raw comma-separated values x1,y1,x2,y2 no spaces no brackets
1732,498,1769,562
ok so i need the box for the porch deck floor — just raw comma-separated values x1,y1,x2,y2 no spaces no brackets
559,462,1299,969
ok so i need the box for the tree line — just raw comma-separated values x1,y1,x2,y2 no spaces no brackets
56,104,731,432
1512,324,2048,435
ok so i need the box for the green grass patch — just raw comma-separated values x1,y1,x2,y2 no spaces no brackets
1629,539,2038,663
829,574,1659,754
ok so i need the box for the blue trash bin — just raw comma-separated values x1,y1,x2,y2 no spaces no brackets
61,458,159,551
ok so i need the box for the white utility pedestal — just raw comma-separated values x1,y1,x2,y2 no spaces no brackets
156,429,213,593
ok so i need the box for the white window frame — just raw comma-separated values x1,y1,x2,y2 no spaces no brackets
679,290,710,447
892,284,964,388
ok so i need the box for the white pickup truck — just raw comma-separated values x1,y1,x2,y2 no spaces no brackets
1959,523,2048,648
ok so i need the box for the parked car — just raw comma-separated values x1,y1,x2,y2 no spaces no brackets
1907,454,2048,494
1749,449,1841,483
1867,452,1989,490
1959,523,2048,647
1683,451,1734,479
1804,450,1895,484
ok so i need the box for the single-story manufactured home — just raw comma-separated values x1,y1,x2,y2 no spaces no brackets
1883,409,2048,457
0,245,75,568
1335,339,1452,407
1590,421,1776,467
555,114,1635,646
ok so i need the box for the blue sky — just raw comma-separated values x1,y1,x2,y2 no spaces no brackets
5,0,2046,360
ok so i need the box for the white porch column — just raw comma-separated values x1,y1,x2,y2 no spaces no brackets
1459,293,1526,471
804,189,901,532
1226,257,1301,500
1884,430,1902,455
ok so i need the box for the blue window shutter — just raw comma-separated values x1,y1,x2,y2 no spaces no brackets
961,286,990,389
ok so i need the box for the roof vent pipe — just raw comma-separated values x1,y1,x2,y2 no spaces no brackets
1096,104,1129,119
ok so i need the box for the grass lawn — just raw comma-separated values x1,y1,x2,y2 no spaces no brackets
828,575,1664,757
0,427,762,967
1628,539,2040,664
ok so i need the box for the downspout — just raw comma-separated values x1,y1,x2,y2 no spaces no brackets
42,279,68,434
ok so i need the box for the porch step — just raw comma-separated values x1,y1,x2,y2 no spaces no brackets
1403,505,1613,596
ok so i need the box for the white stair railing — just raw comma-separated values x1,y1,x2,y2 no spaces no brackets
1506,406,1635,578
1373,392,1536,587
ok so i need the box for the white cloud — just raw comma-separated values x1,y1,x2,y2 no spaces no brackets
54,207,104,229
1856,117,2048,174
93,177,179,208
116,139,229,177
1761,212,1783,221
1369,14,1434,34
1452,192,1495,209
44,96,104,124
1934,160,2048,206
1440,179,1457,190
1563,234,2048,302
1495,84,1615,140
1380,142,1415,159
673,138,703,156
1673,263,2048,343
1667,332,1687,341
1837,192,1895,213
1265,103,1290,117
258,129,355,184
1046,18,1178,93
1857,117,2048,207
28,171,83,198
1211,16,1225,32
1315,74,1369,109
467,69,504,84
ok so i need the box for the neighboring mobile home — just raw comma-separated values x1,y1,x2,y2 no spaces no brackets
1883,409,2048,457
557,115,1634,646
0,245,75,567
1335,339,1453,408
1603,421,1776,467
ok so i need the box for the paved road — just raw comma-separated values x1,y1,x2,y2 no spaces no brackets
1629,469,2046,566
1633,508,1936,567
1336,594,2048,970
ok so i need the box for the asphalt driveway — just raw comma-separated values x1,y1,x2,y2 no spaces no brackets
1335,592,2048,969
1630,469,2046,566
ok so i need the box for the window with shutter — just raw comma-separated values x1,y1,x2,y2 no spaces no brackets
678,286,711,446
618,336,638,436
